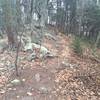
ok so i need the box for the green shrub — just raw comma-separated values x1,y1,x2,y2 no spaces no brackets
91,48,100,59
72,36,83,56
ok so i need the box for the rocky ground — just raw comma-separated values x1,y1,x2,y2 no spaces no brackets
0,29,100,100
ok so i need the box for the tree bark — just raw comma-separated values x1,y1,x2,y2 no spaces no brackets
6,26,18,49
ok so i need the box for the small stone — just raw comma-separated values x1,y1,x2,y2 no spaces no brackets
27,92,33,96
0,68,5,71
22,79,26,82
31,88,34,91
55,79,59,83
11,79,21,85
16,95,20,98
8,88,12,90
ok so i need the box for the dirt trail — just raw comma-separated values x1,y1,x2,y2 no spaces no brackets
0,32,99,100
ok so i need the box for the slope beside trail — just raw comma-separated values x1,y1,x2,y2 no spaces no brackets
0,31,100,100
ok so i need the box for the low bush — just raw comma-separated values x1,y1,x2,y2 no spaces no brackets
72,36,83,56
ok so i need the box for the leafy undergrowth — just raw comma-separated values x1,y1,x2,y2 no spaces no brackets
55,35,100,100
0,31,100,100
55,54,100,100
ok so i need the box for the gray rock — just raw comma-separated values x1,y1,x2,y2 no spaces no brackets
28,52,37,62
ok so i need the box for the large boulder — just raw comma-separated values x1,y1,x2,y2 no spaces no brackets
27,52,37,61
24,42,56,59
32,43,50,57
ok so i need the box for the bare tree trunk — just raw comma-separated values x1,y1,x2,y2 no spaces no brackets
2,0,18,49
6,26,18,49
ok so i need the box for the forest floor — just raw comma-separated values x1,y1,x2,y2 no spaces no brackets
0,28,100,100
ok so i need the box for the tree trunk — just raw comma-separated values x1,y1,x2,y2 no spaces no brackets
6,26,18,48
2,0,18,49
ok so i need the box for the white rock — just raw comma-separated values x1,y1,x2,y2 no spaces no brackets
24,43,33,51
24,42,55,58
11,79,21,85
27,92,33,96
16,95,20,98
22,79,26,82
